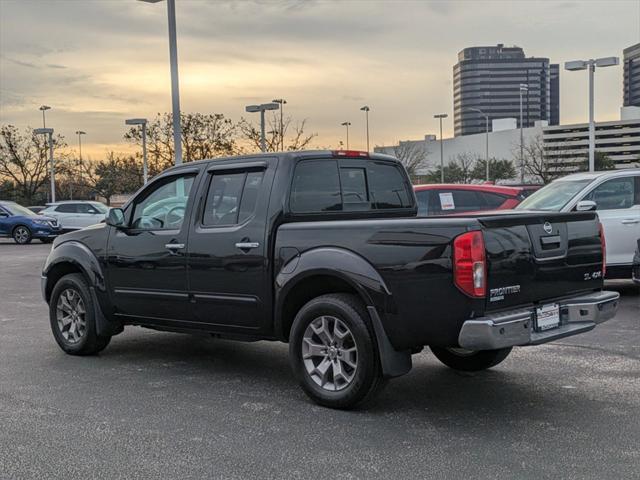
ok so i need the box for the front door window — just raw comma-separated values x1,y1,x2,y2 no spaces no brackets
131,175,195,230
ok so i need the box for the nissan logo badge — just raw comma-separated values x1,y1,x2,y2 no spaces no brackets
543,222,553,234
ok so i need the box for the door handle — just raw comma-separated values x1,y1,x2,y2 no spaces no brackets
621,219,640,224
165,243,185,250
235,242,259,250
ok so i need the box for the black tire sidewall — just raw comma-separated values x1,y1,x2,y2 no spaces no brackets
430,346,512,372
49,273,98,354
13,225,32,244
289,294,380,409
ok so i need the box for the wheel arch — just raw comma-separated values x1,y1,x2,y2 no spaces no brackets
43,241,121,337
274,247,393,342
43,241,106,303
11,223,31,235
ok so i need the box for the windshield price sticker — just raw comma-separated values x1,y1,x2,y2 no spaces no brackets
439,192,455,210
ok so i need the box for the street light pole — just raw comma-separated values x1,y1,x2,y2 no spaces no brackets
125,118,149,184
434,114,448,183
341,122,351,149
360,106,370,151
246,103,280,152
565,56,620,172
39,105,51,128
74,131,86,200
273,99,287,151
139,0,182,165
588,62,595,172
519,84,528,183
35,128,55,203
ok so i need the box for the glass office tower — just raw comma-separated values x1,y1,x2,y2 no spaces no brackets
453,44,559,137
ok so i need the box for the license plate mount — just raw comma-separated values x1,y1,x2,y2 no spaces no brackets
535,303,560,332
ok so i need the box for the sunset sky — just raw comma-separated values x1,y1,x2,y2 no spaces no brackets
1,0,639,159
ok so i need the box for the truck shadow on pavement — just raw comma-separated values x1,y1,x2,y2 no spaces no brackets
69,329,601,425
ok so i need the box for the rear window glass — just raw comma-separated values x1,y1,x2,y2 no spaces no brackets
367,162,412,209
290,161,342,213
479,192,507,208
415,190,429,216
290,160,412,214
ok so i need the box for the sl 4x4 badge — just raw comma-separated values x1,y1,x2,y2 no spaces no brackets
490,284,521,302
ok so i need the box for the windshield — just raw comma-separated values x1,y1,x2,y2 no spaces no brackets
91,202,109,213
3,203,36,216
516,179,592,211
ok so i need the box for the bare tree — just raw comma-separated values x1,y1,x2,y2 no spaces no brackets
238,113,316,153
124,113,239,175
0,125,68,204
521,134,557,184
80,152,143,205
392,141,428,178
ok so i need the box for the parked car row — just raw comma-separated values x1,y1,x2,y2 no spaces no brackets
415,169,640,281
0,200,109,244
3,167,638,283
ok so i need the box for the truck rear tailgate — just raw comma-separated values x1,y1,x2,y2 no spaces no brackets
476,211,603,311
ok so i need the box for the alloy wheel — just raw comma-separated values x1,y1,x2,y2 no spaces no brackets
14,227,30,244
302,315,358,391
56,288,87,344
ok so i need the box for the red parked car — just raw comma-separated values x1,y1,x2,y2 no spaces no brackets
413,184,531,216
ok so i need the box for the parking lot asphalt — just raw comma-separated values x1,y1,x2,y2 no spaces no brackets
0,238,638,480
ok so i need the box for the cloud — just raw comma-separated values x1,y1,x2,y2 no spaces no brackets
0,0,635,156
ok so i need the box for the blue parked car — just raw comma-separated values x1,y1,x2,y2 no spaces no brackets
0,200,62,244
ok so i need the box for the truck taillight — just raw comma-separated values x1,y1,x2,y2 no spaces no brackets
453,230,486,298
599,222,606,277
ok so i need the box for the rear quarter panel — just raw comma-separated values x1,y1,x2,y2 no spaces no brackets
275,218,482,349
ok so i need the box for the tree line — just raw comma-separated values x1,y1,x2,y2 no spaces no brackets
1,113,621,206
0,112,317,205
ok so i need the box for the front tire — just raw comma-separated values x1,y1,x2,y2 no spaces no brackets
430,346,512,372
40,238,53,244
49,273,111,355
289,293,385,409
13,225,32,244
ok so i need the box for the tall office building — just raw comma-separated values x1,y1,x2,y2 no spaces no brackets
623,43,640,107
453,44,559,136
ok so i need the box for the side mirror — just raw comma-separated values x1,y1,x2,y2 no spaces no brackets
106,208,126,228
0,212,8,218
576,200,597,212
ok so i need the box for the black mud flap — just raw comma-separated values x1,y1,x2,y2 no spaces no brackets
90,287,123,337
367,306,412,378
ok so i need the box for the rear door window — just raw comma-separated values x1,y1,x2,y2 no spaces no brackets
202,170,266,226
56,204,77,213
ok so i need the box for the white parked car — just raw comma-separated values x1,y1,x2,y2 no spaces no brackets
517,169,640,279
41,201,109,231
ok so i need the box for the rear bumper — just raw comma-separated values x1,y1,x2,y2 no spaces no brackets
458,290,620,350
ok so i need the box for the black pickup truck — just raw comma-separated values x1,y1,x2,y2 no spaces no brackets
42,150,619,409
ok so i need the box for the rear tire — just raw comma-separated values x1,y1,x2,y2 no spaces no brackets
49,273,111,355
12,225,32,244
289,293,385,409
430,346,512,372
